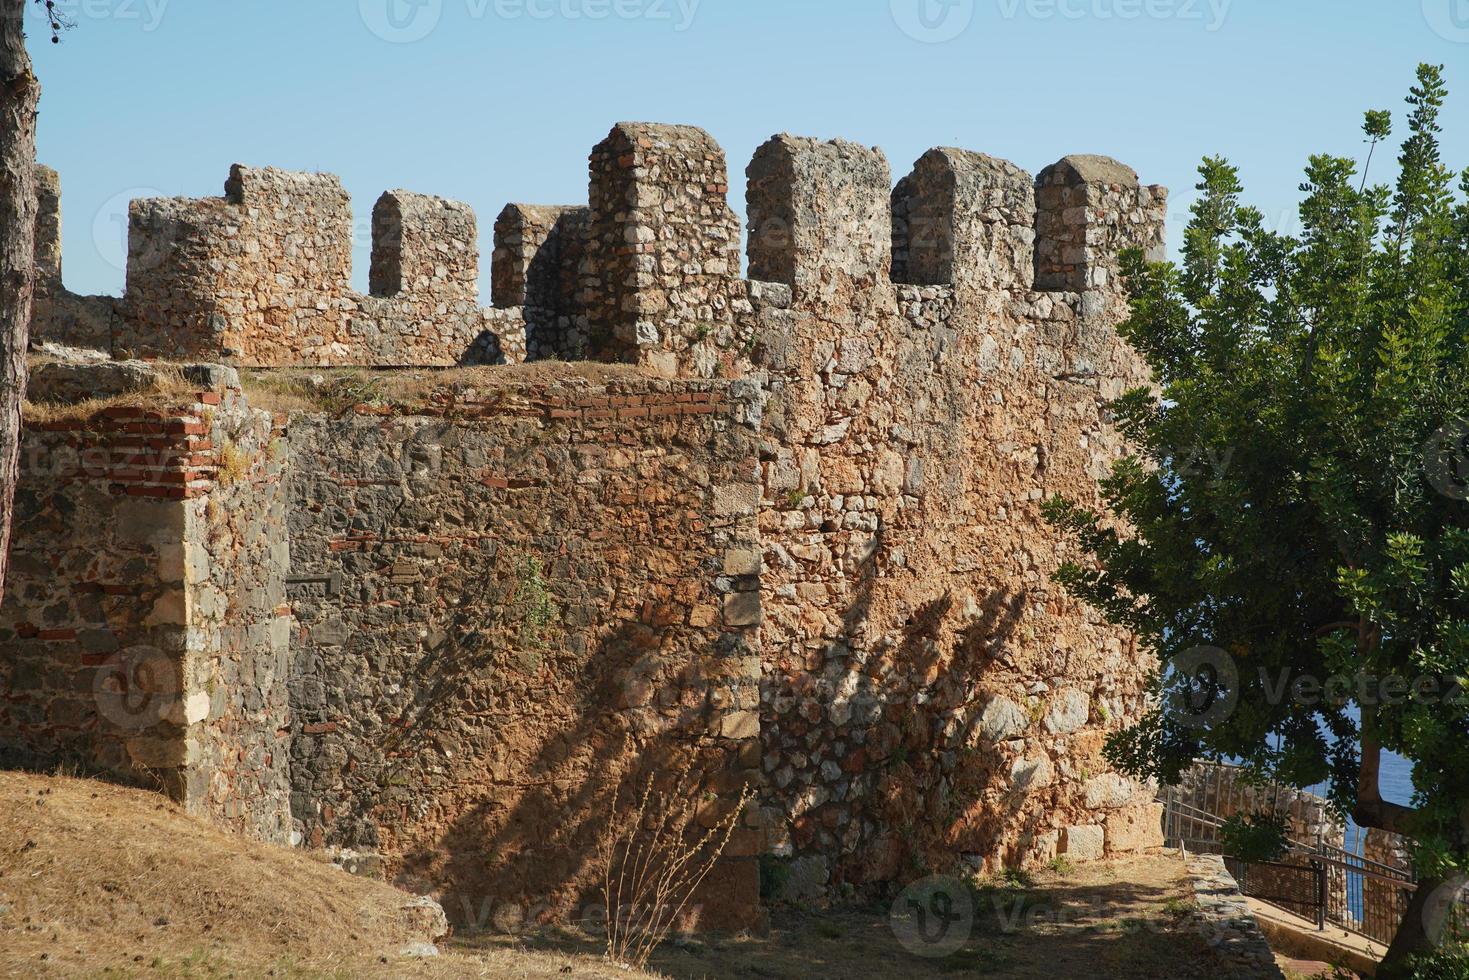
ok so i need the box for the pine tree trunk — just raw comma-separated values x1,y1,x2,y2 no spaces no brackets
0,0,37,605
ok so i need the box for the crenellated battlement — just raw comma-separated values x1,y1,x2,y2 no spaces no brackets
32,121,1164,377
12,120,1172,925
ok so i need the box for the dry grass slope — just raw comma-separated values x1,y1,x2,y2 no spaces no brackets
0,772,652,979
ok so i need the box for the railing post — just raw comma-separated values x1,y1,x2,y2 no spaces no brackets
1313,859,1327,931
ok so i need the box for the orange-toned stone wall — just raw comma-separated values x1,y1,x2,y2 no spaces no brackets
282,374,764,929
13,119,1171,920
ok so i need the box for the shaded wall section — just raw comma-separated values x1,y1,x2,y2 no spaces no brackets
283,372,763,927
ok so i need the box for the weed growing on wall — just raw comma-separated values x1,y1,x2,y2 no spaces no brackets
216,439,248,487
510,553,559,661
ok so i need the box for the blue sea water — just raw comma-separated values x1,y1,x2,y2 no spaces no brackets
1341,750,1413,922
1375,751,1415,808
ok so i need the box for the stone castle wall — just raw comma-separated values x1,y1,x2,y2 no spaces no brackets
32,166,525,368
0,359,291,841
743,136,1166,891
6,119,1171,923
282,373,763,927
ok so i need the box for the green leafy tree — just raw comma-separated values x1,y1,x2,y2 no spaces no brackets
1044,64,1469,976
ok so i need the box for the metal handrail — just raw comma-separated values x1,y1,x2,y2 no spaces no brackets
1160,784,1424,946
1163,796,1415,889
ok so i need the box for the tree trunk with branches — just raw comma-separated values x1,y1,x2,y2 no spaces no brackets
0,0,37,603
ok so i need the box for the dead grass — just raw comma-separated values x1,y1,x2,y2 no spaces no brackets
240,362,644,416
0,771,1240,979
462,853,1227,980
215,439,250,486
21,364,197,425
0,771,655,979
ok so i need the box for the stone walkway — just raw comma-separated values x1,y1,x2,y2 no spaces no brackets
1185,853,1287,978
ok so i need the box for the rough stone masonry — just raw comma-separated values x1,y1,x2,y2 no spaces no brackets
1,120,1169,927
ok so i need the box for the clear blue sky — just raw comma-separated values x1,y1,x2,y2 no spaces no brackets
26,0,1469,299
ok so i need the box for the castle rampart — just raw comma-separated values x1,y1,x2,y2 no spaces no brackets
0,359,291,841
6,120,1170,926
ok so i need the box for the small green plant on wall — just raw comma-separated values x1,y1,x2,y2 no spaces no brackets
510,553,559,668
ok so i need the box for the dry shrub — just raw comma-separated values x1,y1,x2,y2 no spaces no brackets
216,439,251,487
599,772,753,970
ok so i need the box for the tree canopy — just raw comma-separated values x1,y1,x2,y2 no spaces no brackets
1044,63,1469,973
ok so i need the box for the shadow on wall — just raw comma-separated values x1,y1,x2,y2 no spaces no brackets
755,485,1038,895
282,388,764,932
379,614,752,934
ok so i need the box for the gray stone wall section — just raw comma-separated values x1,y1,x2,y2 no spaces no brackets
1034,154,1168,294
892,148,1036,291
33,163,61,287
283,376,764,925
0,440,190,784
1186,854,1288,979
184,393,293,842
121,192,240,357
747,135,892,297
747,131,1160,893
369,190,479,305
27,167,124,351
0,363,291,842
583,122,748,376
492,203,590,359
84,166,515,366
